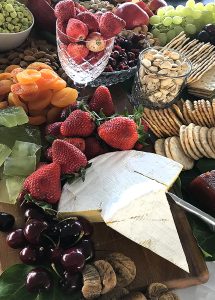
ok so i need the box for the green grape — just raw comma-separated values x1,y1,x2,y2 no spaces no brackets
165,5,174,11
6,17,11,22
201,11,214,24
174,25,184,35
5,4,13,12
192,10,202,20
157,8,165,17
165,10,176,17
162,17,173,26
186,16,194,24
10,11,17,18
176,5,184,12
205,3,214,12
158,33,167,46
0,4,2,10
186,0,195,8
181,7,193,16
151,28,160,37
149,15,161,25
185,23,196,35
17,12,23,19
167,29,176,42
195,2,204,11
173,16,182,25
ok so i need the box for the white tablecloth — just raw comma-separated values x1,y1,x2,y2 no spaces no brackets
175,262,215,299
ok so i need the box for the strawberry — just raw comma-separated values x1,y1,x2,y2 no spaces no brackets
61,109,95,137
99,12,126,39
64,137,86,152
98,116,138,150
86,32,106,53
54,0,75,23
57,20,70,45
66,18,88,42
74,2,87,12
44,147,53,161
134,142,144,151
67,43,89,64
23,163,61,204
76,12,99,32
45,122,62,137
89,86,115,116
85,137,107,160
52,139,88,174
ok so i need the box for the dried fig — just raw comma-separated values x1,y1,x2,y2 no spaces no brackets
106,253,136,288
94,260,117,294
82,264,102,299
124,291,147,300
97,287,129,300
147,283,168,298
159,292,180,300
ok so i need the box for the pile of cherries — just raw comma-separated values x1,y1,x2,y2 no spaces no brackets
198,24,215,45
0,201,94,294
104,33,148,72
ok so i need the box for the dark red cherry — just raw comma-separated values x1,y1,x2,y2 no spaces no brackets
76,238,94,261
61,248,85,273
26,268,52,293
20,246,38,265
0,212,15,232
7,229,26,249
59,272,83,293
24,219,48,245
59,219,83,248
50,247,63,264
24,207,47,221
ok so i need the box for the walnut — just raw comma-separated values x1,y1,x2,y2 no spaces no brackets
82,264,102,299
97,287,129,300
147,283,168,299
94,260,117,294
159,292,180,300
106,253,136,288
123,291,147,300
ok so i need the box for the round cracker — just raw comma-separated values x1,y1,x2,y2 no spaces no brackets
193,101,205,126
155,139,166,157
206,100,215,126
207,128,215,154
198,100,210,127
150,109,170,136
185,100,196,124
199,127,215,158
200,99,212,126
166,108,182,129
161,109,178,135
179,125,193,159
212,99,215,118
144,109,168,137
172,104,187,125
184,125,199,160
211,128,215,149
182,102,192,124
154,109,173,136
164,137,173,160
187,123,203,159
193,125,210,158
142,113,162,138
169,136,194,170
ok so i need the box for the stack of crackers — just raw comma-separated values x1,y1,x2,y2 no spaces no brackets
187,66,215,99
164,32,215,84
155,123,215,170
143,99,215,137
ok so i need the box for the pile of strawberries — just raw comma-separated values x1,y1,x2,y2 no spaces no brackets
22,86,148,205
55,0,126,64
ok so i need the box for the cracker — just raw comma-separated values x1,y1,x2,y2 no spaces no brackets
198,100,210,127
154,139,166,156
166,108,183,129
184,100,196,124
172,104,187,125
184,125,199,160
207,128,215,154
212,99,215,119
169,136,194,170
182,102,192,124
206,100,215,126
199,127,215,158
154,109,173,136
188,66,215,91
142,113,162,138
160,109,178,135
164,137,173,160
192,125,210,158
179,125,192,158
193,101,205,126
162,109,179,134
187,123,203,159
211,128,215,150
149,109,170,136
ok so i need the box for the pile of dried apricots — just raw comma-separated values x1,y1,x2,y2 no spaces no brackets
0,63,78,125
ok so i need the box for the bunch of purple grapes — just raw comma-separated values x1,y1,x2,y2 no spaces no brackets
0,202,94,294
198,24,215,45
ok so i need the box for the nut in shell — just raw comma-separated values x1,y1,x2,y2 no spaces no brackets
106,253,136,288
147,282,168,298
159,292,180,300
82,264,102,299
94,260,117,294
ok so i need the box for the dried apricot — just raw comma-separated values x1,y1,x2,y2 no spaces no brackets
16,69,41,85
5,65,20,73
47,106,62,123
27,62,52,71
0,73,13,81
8,92,28,112
29,108,49,117
28,90,53,111
28,115,46,125
20,92,40,102
0,80,12,95
36,69,59,91
0,101,8,109
51,78,67,91
11,68,24,82
11,83,39,96
51,87,78,108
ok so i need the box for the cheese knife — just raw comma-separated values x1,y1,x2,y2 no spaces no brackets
167,192,215,232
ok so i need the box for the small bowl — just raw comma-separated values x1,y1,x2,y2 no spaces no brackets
0,12,34,52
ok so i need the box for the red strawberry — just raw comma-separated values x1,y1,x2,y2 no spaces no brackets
52,139,88,174
57,20,70,45
99,12,126,39
67,43,89,64
64,138,85,152
89,86,115,116
134,142,144,151
98,116,138,150
76,12,99,32
61,109,95,137
66,18,88,42
95,12,103,23
54,0,75,23
45,147,53,161
85,137,107,160
23,163,61,204
45,122,62,137
37,162,48,169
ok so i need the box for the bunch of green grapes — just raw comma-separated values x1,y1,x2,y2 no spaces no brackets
149,0,215,46
0,0,33,33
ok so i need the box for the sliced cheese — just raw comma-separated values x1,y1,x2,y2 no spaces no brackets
58,151,183,222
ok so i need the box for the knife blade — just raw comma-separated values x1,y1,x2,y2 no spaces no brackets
167,192,215,232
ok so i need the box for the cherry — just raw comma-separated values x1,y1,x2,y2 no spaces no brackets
44,222,59,242
36,246,50,263
0,212,15,232
50,247,63,264
7,229,26,249
60,272,83,294
24,219,48,245
76,238,94,261
204,24,215,35
59,219,83,248
61,248,85,273
26,268,52,293
77,217,93,237
198,30,210,43
20,246,38,265
24,207,47,222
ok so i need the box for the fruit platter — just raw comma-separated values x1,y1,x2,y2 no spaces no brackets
1,0,215,299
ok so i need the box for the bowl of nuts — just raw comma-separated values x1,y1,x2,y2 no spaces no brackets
131,47,192,109
0,0,34,52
